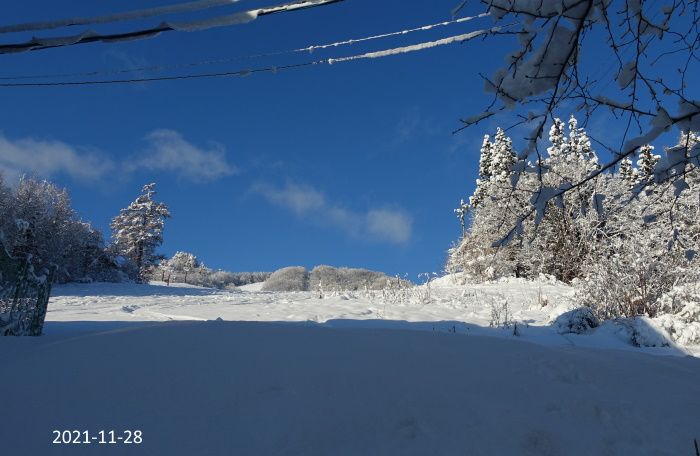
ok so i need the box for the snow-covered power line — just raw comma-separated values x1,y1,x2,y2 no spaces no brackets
0,29,496,87
291,13,489,54
0,13,488,80
0,0,245,34
326,28,495,64
0,0,344,54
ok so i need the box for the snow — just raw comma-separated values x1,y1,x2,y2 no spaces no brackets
327,29,495,65
0,0,244,34
1,276,699,453
294,13,488,54
238,281,264,291
1,319,699,455
0,0,343,54
46,276,699,356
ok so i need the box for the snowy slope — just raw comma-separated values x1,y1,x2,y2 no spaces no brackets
47,278,698,356
1,321,699,455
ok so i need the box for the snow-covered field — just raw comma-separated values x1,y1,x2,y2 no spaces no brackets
1,277,699,455
46,277,699,356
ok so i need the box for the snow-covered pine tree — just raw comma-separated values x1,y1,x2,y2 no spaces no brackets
619,157,636,187
448,128,531,279
546,118,568,160
568,116,598,165
529,116,602,281
636,145,660,184
111,183,170,282
478,134,493,180
489,128,516,181
468,135,495,209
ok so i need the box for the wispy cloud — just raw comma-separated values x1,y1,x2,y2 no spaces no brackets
0,129,237,185
366,209,412,244
251,181,325,215
251,181,413,245
0,132,114,183
392,107,440,145
129,129,238,182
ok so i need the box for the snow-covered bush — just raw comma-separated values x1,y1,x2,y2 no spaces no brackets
653,285,700,346
261,266,310,292
200,270,271,289
577,244,683,320
615,318,672,348
309,265,392,292
552,307,599,335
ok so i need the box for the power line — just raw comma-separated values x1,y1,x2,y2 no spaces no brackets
0,61,322,87
0,0,344,55
0,28,496,88
0,0,245,34
0,13,488,81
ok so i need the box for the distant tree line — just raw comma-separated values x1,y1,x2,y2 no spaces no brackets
0,176,268,288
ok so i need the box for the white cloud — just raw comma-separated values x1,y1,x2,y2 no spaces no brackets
132,129,238,182
0,133,114,183
251,181,325,215
366,209,412,244
252,181,413,245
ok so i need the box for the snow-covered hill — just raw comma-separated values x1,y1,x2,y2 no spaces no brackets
1,278,698,455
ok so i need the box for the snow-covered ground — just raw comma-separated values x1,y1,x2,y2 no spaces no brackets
1,277,699,455
46,276,699,356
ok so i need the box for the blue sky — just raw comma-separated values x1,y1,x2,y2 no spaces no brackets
0,0,687,278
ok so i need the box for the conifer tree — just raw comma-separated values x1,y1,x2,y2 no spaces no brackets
111,183,170,281
636,145,660,182
619,157,637,188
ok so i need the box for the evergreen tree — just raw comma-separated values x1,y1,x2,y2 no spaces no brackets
478,134,493,179
546,118,567,159
619,157,636,186
489,128,516,181
636,144,660,182
469,135,496,209
111,183,170,281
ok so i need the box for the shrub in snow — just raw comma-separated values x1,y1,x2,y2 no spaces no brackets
577,240,683,320
261,266,310,292
197,270,271,289
616,318,672,348
553,307,599,334
309,265,392,292
653,285,700,346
